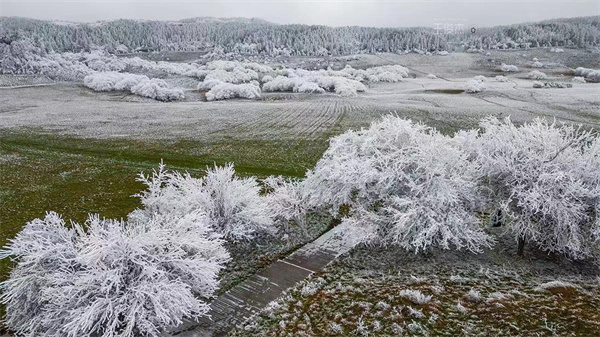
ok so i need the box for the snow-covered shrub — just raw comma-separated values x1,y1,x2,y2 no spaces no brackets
469,117,600,259
550,47,564,53
495,75,509,82
533,81,572,89
426,73,437,79
260,74,273,83
497,64,519,72
465,78,486,93
264,176,310,233
133,163,273,240
83,72,184,101
295,81,325,94
527,70,547,79
303,115,492,253
533,81,544,88
205,82,261,101
572,76,586,83
574,67,600,82
0,211,229,337
473,75,486,82
531,61,544,68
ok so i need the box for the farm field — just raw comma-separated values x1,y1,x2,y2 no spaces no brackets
1,48,600,336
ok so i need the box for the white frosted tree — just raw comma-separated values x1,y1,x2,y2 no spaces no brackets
469,117,600,258
303,115,492,253
0,211,230,337
132,163,274,240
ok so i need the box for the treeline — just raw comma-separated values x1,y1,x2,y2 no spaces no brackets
0,16,599,56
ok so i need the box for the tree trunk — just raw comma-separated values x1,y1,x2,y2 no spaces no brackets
517,236,526,256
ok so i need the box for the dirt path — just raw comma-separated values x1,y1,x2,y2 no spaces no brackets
164,222,360,337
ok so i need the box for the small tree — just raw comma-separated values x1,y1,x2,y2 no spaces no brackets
471,117,600,258
0,211,230,337
132,163,274,240
303,115,492,253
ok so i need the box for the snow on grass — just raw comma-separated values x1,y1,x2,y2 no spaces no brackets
426,73,437,79
83,71,184,101
464,289,482,302
531,61,544,68
572,76,586,83
495,75,509,82
398,289,432,305
535,280,578,292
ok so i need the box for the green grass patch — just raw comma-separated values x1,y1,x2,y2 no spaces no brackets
0,130,329,283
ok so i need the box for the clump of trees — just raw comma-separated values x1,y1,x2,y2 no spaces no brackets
2,16,599,57
0,211,230,337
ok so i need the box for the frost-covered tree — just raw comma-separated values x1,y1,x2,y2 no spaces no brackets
303,115,492,253
0,211,229,337
263,176,311,234
132,163,274,240
468,117,600,258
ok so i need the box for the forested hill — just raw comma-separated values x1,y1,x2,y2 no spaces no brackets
1,16,599,56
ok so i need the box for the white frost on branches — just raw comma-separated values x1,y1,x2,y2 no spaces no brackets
574,67,600,82
204,82,261,101
132,163,274,240
83,72,185,101
465,77,486,93
468,117,600,259
303,115,492,253
0,211,229,337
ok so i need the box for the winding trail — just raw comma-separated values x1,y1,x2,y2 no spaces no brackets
164,222,360,337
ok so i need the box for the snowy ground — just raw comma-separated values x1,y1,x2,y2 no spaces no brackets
230,228,600,336
1,49,600,336
1,54,599,141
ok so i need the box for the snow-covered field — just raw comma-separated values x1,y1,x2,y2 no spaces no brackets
1,51,599,142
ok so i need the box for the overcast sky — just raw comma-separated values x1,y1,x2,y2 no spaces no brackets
1,0,598,28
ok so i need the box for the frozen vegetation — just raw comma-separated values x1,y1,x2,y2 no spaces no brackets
2,16,598,57
84,72,185,101
527,70,548,79
574,67,600,82
3,114,600,335
465,77,487,93
497,64,519,72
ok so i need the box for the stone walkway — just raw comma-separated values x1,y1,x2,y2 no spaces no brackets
165,222,360,337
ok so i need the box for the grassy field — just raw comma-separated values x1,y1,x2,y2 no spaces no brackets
0,130,330,282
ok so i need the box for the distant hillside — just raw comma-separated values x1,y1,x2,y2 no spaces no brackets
0,16,598,56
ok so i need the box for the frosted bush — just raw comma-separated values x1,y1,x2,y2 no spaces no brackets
303,115,492,252
426,73,437,79
0,211,229,337
550,47,564,53
465,78,486,93
531,61,544,68
574,67,600,82
205,82,261,101
536,280,577,292
473,75,486,82
497,64,519,72
83,72,184,101
572,76,586,83
264,176,310,233
495,75,509,82
533,81,544,88
469,117,600,259
527,70,547,79
260,74,273,83
133,163,274,240
295,81,325,94
399,289,432,305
